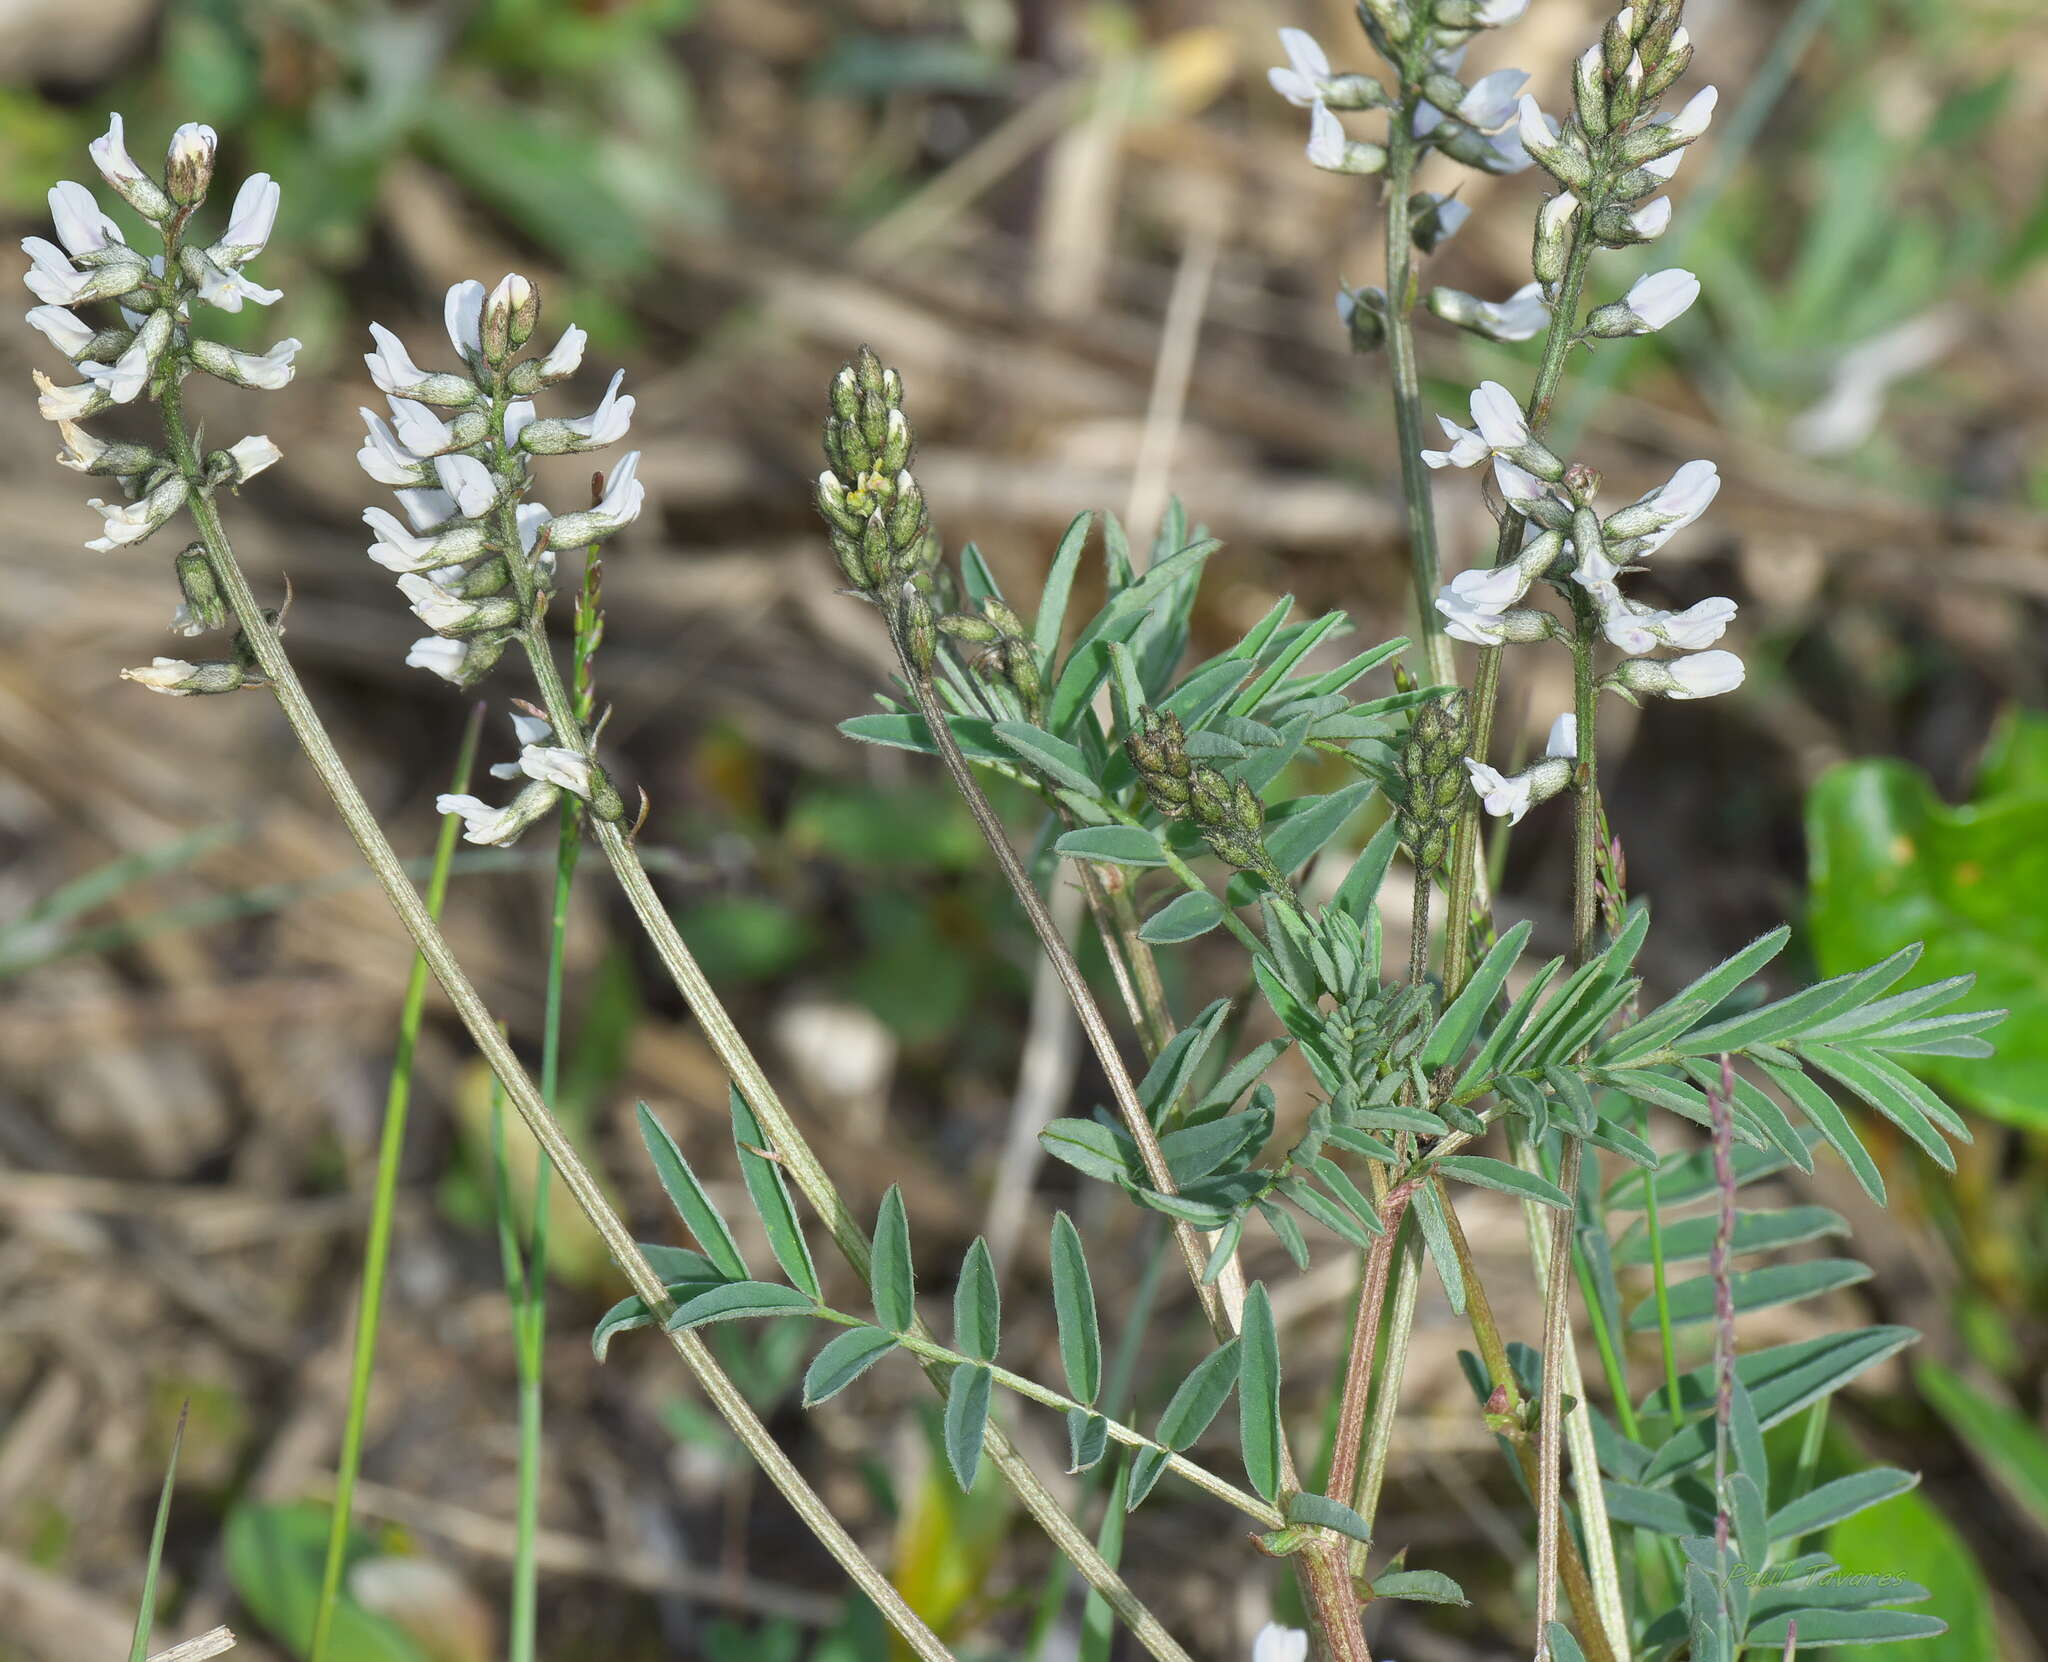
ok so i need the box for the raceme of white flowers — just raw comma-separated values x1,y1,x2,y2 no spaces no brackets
355,274,644,843
1270,2,1737,830
22,117,290,595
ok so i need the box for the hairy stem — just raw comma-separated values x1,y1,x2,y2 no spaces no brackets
1325,1178,1420,1508
1533,1138,1583,1662
159,383,956,1662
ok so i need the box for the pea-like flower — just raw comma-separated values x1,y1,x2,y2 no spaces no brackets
538,452,645,548
1611,649,1746,700
1252,1626,1308,1662
1588,268,1700,336
85,475,191,552
1427,280,1549,342
437,780,560,847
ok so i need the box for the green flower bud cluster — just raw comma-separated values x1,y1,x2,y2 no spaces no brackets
1396,689,1470,873
1126,709,1290,892
817,348,935,604
939,598,1044,721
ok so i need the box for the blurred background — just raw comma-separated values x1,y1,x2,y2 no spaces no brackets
2,0,2047,1658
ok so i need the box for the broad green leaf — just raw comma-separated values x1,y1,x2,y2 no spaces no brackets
1436,1154,1572,1210
1049,1213,1101,1404
1630,1259,1871,1330
665,1281,817,1330
1806,735,2035,1125
637,1104,750,1281
1744,1611,1945,1645
1916,1360,2048,1533
1054,825,1168,867
1284,1491,1373,1544
1613,1205,1847,1266
1238,1283,1282,1503
803,1326,899,1406
1156,1339,1241,1449
1040,1117,1132,1183
1139,889,1227,944
730,1088,820,1299
1828,1478,1996,1661
1604,1479,1716,1537
1159,1115,1267,1185
953,1236,1001,1362
1545,1623,1588,1662
1423,921,1532,1070
838,711,1008,764
1066,1407,1110,1473
1261,782,1378,877
944,1363,993,1491
1369,1568,1467,1605
992,722,1098,795
1034,511,1094,658
872,1185,916,1332
1769,1469,1919,1544
1642,1328,1919,1481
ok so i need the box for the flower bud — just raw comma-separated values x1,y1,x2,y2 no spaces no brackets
1573,45,1610,139
122,656,250,696
165,122,218,207
1354,0,1410,47
484,274,538,363
1408,193,1470,253
1641,32,1692,101
1607,53,1646,128
898,583,936,674
1532,192,1579,287
1336,286,1387,353
173,545,227,633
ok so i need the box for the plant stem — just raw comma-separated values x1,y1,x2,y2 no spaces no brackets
1325,1177,1420,1508
1533,1140,1581,1662
1353,1230,1420,1533
907,670,1242,1339
310,705,482,1662
158,384,957,1662
1380,106,1457,693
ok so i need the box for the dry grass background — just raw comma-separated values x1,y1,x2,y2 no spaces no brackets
2,0,2047,1657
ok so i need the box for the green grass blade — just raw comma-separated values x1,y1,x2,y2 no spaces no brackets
129,1402,188,1662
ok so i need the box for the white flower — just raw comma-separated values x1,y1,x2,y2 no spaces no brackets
78,308,169,404
1668,85,1718,142
1457,69,1528,132
1464,752,1572,823
1609,459,1721,551
540,451,644,546
1473,0,1529,21
1437,592,1555,647
566,370,634,445
1546,712,1578,759
1469,381,1530,451
445,279,485,359
1537,190,1580,250
504,400,537,447
1614,650,1745,700
33,368,109,423
190,253,282,312
1445,561,1536,615
438,793,518,844
209,173,280,264
1471,281,1549,342
1267,29,1329,108
1418,195,1470,246
396,487,458,531
1464,758,1536,824
397,572,480,632
26,304,96,358
365,323,431,395
364,507,487,573
516,503,552,555
192,335,301,390
166,122,217,197
226,434,283,484
1621,268,1700,332
1306,101,1348,170
357,409,426,485
89,114,172,220
1493,456,1556,516
1252,1626,1308,1662
1642,149,1685,183
1628,197,1673,239
1515,95,1562,162
1421,416,1488,470
1660,596,1737,649
538,324,586,379
406,637,470,682
22,237,89,306
519,744,593,799
121,657,203,694
48,181,123,256
433,454,498,518
385,397,453,457
85,475,189,551
54,419,108,472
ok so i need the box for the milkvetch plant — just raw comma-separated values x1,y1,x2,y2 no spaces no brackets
20,5,1999,1658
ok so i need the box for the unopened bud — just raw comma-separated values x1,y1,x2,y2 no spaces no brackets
165,123,217,208
122,655,249,696
483,274,535,364
1533,192,1579,287
1336,286,1387,354
173,545,226,634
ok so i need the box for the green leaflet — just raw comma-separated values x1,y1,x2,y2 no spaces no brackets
871,1185,916,1333
953,1235,1001,1362
664,1281,818,1330
637,1102,749,1282
729,1088,821,1300
1050,1213,1101,1405
1283,1491,1373,1545
1033,511,1094,659
1436,1154,1573,1211
943,1362,993,1492
802,1326,899,1406
1053,825,1169,867
1139,889,1227,944
1423,921,1532,1070
992,721,1098,795
1238,1282,1282,1503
